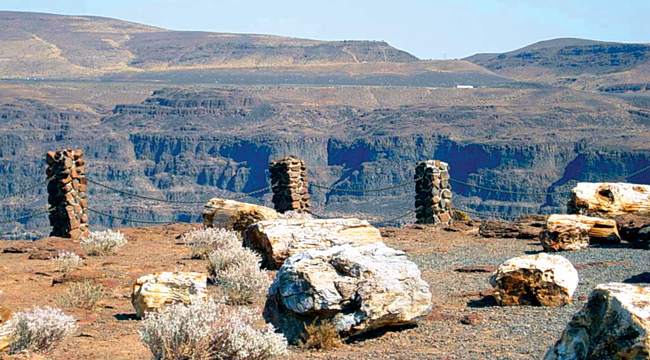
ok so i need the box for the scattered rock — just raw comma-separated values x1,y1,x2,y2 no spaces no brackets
459,313,482,325
244,218,382,269
202,198,278,232
27,251,55,260
131,271,208,318
454,265,497,273
568,182,650,217
2,247,26,254
479,215,547,239
614,214,650,241
574,261,633,270
544,283,650,360
490,253,579,307
264,242,432,343
635,225,650,249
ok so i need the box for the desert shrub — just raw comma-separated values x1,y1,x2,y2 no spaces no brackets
298,318,342,350
452,210,471,222
207,247,270,305
56,281,104,310
8,306,77,355
53,251,84,273
183,227,239,259
278,211,313,220
81,229,127,256
139,301,287,360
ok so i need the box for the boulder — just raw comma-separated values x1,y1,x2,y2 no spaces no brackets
544,283,650,360
131,272,209,318
636,225,650,249
614,214,650,249
264,242,432,343
202,198,278,232
244,218,382,269
490,253,578,307
568,182,650,216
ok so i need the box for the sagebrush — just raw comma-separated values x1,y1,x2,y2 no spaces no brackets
8,306,77,355
53,251,84,272
183,227,240,259
299,318,342,350
139,301,287,360
81,229,127,255
207,247,270,305
56,280,104,310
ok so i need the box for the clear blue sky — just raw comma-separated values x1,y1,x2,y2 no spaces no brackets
3,0,648,59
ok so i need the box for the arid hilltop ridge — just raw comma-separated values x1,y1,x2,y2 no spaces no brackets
0,12,649,238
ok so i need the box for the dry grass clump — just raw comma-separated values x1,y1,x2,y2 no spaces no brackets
298,319,342,350
81,229,127,256
53,251,84,273
183,227,240,259
139,301,287,360
55,280,105,310
207,247,270,305
452,210,471,222
7,306,77,355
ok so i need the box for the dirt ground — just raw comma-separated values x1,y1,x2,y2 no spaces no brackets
0,222,648,360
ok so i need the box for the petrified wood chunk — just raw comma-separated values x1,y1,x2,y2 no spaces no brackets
543,214,621,246
131,272,208,318
479,215,548,239
568,182,650,216
545,283,650,360
540,225,590,252
243,218,382,269
0,306,10,352
264,242,432,344
202,198,278,232
490,253,578,307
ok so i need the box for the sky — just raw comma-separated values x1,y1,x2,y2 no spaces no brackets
2,0,648,59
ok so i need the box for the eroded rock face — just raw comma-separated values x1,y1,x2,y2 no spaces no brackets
544,283,650,360
264,242,433,343
243,218,382,269
490,253,578,307
202,198,278,232
131,272,208,318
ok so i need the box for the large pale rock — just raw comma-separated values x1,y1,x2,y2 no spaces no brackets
0,306,10,353
568,182,650,217
540,214,620,251
490,253,578,307
202,198,278,232
545,283,650,360
131,272,208,318
244,218,382,269
264,242,433,343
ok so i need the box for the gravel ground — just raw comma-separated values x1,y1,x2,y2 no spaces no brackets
288,224,650,360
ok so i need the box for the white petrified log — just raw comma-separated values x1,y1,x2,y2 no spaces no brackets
264,242,432,343
569,182,650,216
243,218,382,269
202,197,278,231
545,283,650,360
131,272,208,318
540,214,621,251
0,305,9,353
490,253,579,307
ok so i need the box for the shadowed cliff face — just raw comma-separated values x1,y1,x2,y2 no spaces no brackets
1,87,649,238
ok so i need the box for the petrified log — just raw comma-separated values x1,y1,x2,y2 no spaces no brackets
540,225,590,252
545,283,650,360
131,272,208,318
614,214,650,243
0,306,9,352
202,198,278,232
568,182,650,216
243,218,382,269
479,215,548,239
544,214,621,246
264,242,432,343
490,253,578,307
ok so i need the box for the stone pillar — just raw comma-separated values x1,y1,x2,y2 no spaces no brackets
269,156,311,213
46,149,89,239
415,160,453,225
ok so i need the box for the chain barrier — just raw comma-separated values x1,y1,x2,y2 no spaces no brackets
449,178,573,196
86,207,192,225
371,206,421,227
618,164,650,181
0,178,50,202
0,208,52,225
311,177,420,193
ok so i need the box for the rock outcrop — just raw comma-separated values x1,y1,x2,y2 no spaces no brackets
540,214,621,251
264,242,433,343
202,198,278,232
243,218,382,269
544,283,650,360
490,253,579,306
131,272,209,318
568,182,650,217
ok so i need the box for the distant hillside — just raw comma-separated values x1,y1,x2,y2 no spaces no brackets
465,38,650,91
0,11,418,77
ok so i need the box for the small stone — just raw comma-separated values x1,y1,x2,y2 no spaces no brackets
459,313,482,325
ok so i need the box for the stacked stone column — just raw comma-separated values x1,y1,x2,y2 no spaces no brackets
269,156,311,213
46,149,89,239
415,160,453,225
